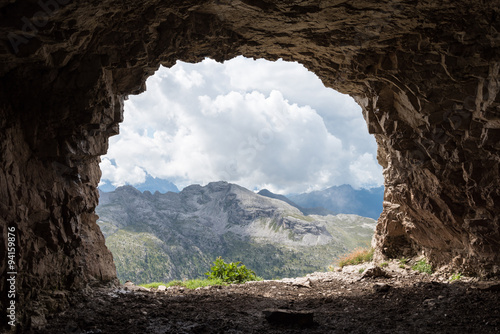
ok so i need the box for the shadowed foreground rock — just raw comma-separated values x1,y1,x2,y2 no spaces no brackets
263,309,315,328
38,270,500,333
0,0,499,329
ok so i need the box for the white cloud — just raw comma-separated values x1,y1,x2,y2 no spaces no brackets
100,57,382,193
172,67,204,89
349,153,385,188
100,158,146,187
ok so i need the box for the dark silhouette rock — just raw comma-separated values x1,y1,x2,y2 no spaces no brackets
263,309,315,327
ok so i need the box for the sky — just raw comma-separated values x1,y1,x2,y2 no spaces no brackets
99,56,383,194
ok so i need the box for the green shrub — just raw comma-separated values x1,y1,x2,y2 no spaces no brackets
412,259,433,274
334,248,374,268
205,257,260,284
449,273,462,282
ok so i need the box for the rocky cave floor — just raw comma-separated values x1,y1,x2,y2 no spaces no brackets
36,262,500,334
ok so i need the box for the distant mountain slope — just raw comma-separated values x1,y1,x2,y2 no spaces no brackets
96,182,376,284
257,189,334,216
99,174,179,193
288,185,384,219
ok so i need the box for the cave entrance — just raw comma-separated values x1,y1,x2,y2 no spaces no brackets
4,2,500,330
96,56,384,284
100,56,382,195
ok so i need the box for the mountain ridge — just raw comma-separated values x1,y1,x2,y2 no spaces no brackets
257,189,334,216
99,178,383,219
97,181,376,284
99,174,179,193
288,184,384,219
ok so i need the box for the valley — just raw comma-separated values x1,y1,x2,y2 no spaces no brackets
96,182,376,284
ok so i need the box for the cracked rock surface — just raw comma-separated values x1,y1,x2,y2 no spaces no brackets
38,267,500,334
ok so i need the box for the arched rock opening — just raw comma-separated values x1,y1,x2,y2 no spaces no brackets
1,0,499,327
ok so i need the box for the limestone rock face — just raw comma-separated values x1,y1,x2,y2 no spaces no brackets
0,0,499,326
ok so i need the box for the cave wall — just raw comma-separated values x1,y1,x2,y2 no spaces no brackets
1,0,499,327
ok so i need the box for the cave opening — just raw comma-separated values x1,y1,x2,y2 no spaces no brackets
99,56,383,193
96,56,384,284
2,1,500,330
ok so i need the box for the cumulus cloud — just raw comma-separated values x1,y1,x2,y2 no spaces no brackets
100,57,383,193
100,158,146,187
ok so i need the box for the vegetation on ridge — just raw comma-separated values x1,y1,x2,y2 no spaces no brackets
97,182,377,284
332,247,374,268
140,278,227,290
139,258,261,289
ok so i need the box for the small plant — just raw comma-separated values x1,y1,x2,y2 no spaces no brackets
206,257,261,284
334,248,374,268
379,262,389,268
358,268,365,274
399,264,406,269
140,278,227,290
399,257,408,265
449,273,462,282
411,259,433,274
139,282,166,289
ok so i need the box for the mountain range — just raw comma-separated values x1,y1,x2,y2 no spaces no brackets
99,174,179,193
257,189,334,216
96,182,376,284
288,185,384,219
99,179,384,219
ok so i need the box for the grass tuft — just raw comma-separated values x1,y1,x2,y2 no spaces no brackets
139,282,166,289
139,278,228,290
334,248,374,268
411,259,433,274
449,273,462,282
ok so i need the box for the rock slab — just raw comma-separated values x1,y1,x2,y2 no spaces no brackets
263,309,315,327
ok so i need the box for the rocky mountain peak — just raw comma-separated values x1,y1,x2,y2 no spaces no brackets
96,183,376,283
